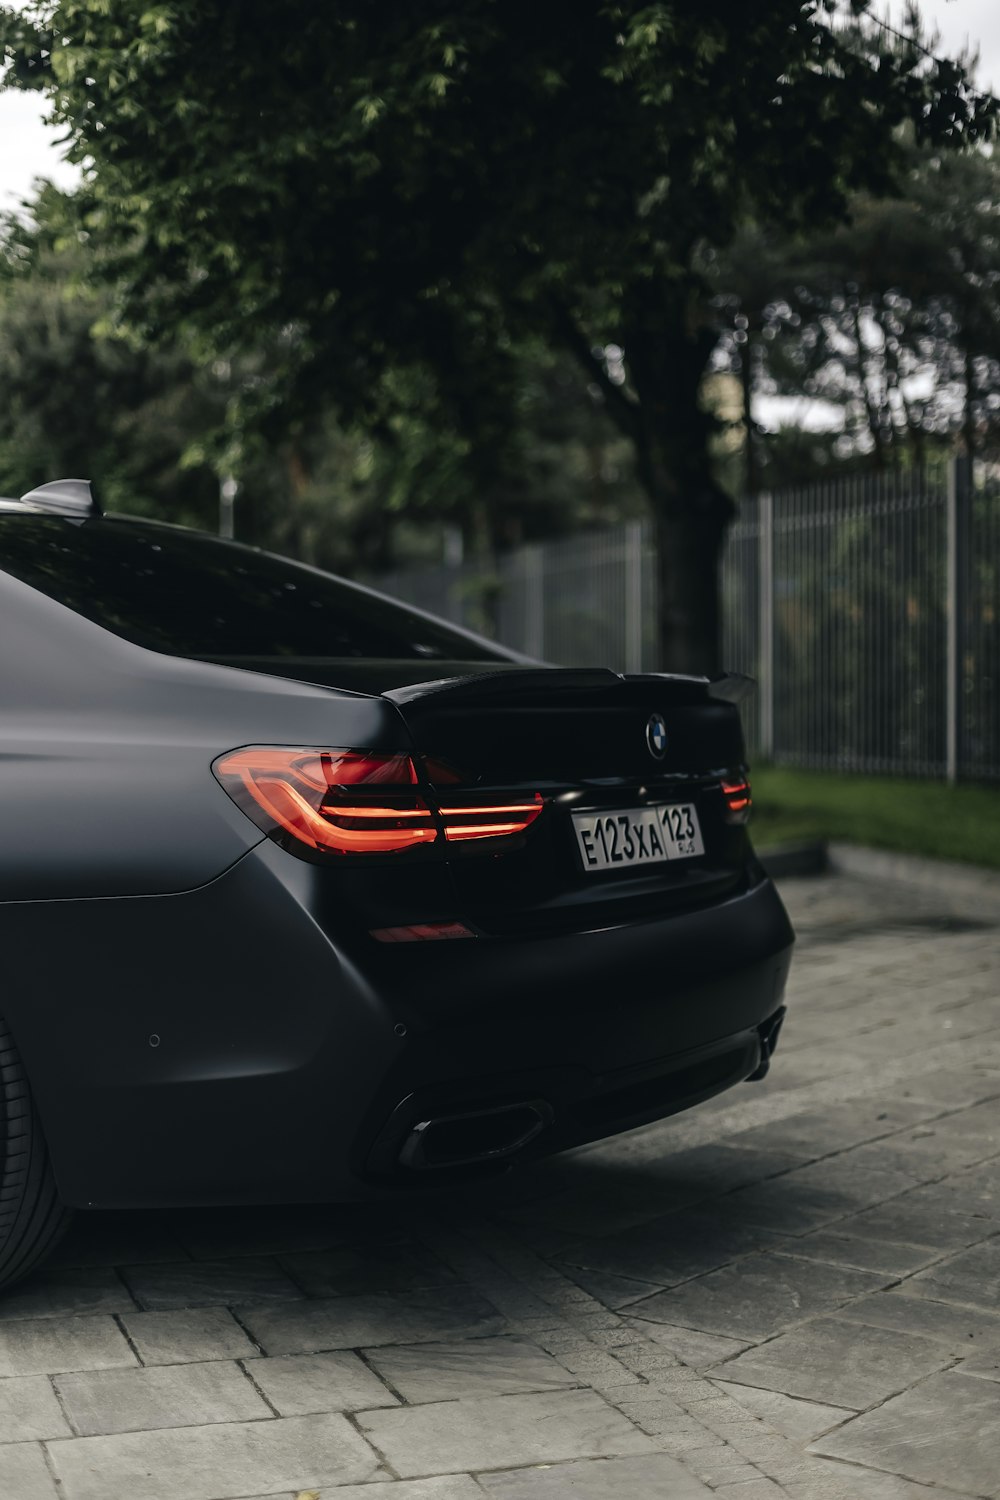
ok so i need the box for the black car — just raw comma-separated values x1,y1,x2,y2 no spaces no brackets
0,479,793,1290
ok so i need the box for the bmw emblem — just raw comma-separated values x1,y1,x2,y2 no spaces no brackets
646,712,668,760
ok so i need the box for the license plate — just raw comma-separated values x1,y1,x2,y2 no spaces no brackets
572,802,704,873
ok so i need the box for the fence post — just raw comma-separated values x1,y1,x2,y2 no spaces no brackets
758,491,775,761
625,522,644,674
946,456,970,785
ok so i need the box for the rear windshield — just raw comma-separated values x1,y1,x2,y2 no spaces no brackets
0,513,507,663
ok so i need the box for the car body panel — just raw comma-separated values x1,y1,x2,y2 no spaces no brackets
0,568,415,899
0,509,794,1209
2,836,791,1208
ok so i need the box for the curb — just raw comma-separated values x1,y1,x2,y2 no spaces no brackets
758,841,829,879
758,839,1000,912
827,841,1000,912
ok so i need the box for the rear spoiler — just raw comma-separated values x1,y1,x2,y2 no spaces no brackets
387,666,753,707
624,671,755,704
707,673,756,704
387,668,624,705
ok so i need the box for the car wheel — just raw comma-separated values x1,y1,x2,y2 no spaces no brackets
0,1018,72,1290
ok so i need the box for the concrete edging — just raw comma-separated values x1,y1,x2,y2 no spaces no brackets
826,841,1000,913
758,842,829,879
759,838,1000,913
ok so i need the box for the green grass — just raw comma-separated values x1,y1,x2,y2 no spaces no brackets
749,765,1000,870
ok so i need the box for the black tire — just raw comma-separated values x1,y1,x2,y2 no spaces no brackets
0,1018,72,1290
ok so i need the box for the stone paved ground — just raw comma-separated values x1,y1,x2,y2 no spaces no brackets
2,868,999,1500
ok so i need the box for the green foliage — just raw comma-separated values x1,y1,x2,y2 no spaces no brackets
0,185,222,523
1,2,994,667
713,142,1000,486
0,189,641,572
751,765,1000,869
2,3,991,453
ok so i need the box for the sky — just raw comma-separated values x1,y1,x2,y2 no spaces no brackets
0,1,997,209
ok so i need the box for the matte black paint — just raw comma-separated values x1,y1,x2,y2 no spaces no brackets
0,514,794,1209
0,568,413,899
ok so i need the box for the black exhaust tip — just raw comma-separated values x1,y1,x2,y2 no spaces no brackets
400,1098,554,1170
746,1006,787,1082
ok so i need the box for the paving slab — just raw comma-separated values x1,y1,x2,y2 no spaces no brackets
835,1287,1000,1352
710,1382,851,1442
902,1236,1000,1309
0,868,997,1500
48,1412,380,1500
713,1316,950,1409
833,1194,1000,1252
713,1159,924,1236
357,1388,657,1476
622,1319,751,1370
784,1460,969,1500
843,1119,1000,1177
712,1482,788,1500
0,1442,59,1500
475,1453,714,1498
494,1146,805,1239
235,1479,484,1500
121,1257,304,1311
120,1305,259,1365
556,1263,665,1308
53,1359,271,1436
778,1228,939,1276
0,1374,72,1441
811,1369,1000,1494
726,1098,942,1160
565,1140,808,1200
365,1335,579,1403
279,1240,457,1296
889,1167,1000,1224
0,1267,138,1322
239,1287,505,1354
246,1349,399,1414
628,1252,888,1342
0,1315,136,1378
954,1348,1000,1382
558,1211,783,1287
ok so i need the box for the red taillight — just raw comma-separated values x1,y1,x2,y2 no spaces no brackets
370,921,475,942
213,747,547,858
438,794,545,842
213,748,438,855
421,755,545,840
722,776,752,824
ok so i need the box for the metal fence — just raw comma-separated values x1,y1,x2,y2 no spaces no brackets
376,460,1000,782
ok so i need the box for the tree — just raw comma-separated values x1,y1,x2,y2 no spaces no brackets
0,188,641,575
0,185,224,520
713,142,1000,482
2,1,994,670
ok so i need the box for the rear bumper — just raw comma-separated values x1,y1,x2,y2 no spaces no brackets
365,1005,787,1181
5,846,793,1209
353,869,793,1183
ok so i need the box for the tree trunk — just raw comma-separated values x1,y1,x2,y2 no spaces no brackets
625,284,735,675
653,496,729,675
629,423,734,675
558,279,734,674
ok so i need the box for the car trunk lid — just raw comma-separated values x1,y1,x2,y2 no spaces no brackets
386,668,755,935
